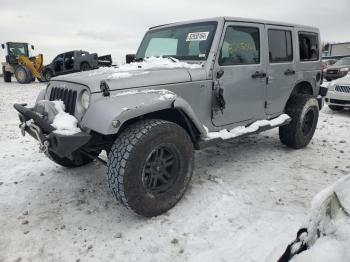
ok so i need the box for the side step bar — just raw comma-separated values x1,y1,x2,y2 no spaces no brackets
198,116,291,149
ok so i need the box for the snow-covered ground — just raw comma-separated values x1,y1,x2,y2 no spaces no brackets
0,79,349,262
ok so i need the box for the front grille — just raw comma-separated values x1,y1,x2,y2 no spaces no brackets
335,85,350,93
49,87,77,115
327,70,338,74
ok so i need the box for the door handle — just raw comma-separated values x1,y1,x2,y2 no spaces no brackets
251,71,266,79
284,69,295,75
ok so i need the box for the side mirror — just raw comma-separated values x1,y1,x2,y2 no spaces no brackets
1,44,5,49
31,45,34,50
126,54,135,64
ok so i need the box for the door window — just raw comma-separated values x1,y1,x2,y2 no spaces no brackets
299,32,319,61
268,29,293,63
64,52,75,70
53,54,64,72
219,26,260,66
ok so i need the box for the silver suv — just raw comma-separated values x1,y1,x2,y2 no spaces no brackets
14,17,327,217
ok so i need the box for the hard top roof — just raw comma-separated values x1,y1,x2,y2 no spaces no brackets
149,16,318,31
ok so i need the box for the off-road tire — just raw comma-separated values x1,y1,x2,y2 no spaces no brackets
328,105,344,111
14,65,32,84
107,119,194,217
47,150,95,168
279,95,319,149
3,67,11,82
80,62,90,71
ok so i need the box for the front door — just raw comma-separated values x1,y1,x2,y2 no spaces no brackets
52,54,64,75
265,25,296,115
212,22,267,127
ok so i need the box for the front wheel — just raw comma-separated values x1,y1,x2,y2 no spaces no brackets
107,119,194,217
279,95,319,149
43,69,53,81
14,65,32,84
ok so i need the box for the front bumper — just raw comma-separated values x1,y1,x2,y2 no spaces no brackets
325,90,350,107
14,103,91,158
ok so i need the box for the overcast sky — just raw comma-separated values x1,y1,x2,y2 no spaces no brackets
0,0,349,64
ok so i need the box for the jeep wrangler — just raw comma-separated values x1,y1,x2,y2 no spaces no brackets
14,17,327,217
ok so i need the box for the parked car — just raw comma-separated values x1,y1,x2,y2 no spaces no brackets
14,17,326,217
323,57,350,81
42,50,112,81
321,58,337,71
325,73,350,111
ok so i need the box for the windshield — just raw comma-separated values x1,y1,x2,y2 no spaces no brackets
136,22,218,61
334,57,350,66
7,43,29,58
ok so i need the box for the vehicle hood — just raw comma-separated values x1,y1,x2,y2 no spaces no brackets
332,73,350,85
51,58,206,93
327,65,350,71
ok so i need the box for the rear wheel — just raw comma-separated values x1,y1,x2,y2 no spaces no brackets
80,62,90,71
328,105,344,111
107,119,194,217
3,66,11,82
14,65,32,84
47,150,96,168
279,95,319,149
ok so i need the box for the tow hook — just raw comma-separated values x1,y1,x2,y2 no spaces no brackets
20,122,26,136
39,140,50,154
28,123,50,153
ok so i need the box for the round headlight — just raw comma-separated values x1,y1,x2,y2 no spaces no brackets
81,90,90,110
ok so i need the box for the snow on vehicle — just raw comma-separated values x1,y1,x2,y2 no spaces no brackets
275,175,350,262
325,73,350,111
14,17,326,217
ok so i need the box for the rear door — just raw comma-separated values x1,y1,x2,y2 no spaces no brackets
265,25,296,115
212,22,267,127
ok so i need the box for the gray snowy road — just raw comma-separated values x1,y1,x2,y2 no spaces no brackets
0,79,349,262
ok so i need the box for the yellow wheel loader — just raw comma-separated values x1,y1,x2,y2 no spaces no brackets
1,42,45,83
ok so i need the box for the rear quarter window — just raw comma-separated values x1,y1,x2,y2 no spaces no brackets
299,32,319,61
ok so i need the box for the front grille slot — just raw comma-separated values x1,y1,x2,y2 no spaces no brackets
335,85,350,93
49,87,77,115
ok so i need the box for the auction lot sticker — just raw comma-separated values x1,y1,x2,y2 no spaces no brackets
186,32,209,41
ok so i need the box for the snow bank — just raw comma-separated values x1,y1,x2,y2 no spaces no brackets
204,114,290,140
112,88,176,101
88,56,202,78
51,100,81,135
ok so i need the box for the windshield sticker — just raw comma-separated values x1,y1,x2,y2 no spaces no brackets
198,54,206,58
186,32,209,41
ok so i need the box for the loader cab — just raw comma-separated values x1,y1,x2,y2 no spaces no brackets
1,42,31,64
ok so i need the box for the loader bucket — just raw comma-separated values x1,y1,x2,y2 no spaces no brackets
18,54,44,80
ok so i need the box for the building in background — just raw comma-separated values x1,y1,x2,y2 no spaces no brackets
323,42,350,58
